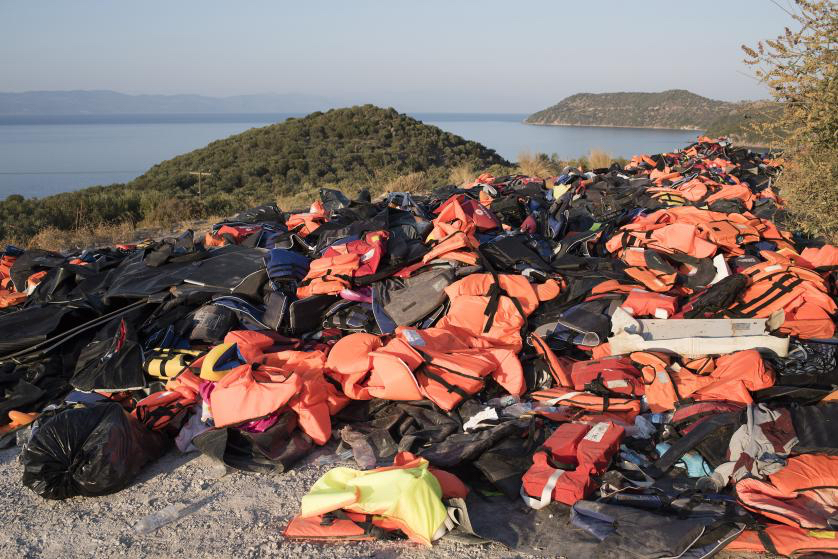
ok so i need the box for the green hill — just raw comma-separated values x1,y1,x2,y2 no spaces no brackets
526,90,778,144
0,105,508,241
704,100,784,146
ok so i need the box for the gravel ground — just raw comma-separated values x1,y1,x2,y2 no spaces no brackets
0,444,761,559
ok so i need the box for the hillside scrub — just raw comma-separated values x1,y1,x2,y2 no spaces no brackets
526,90,781,144
0,105,507,241
743,0,838,241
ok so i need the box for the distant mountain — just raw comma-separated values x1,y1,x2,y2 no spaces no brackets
526,90,778,143
0,90,339,115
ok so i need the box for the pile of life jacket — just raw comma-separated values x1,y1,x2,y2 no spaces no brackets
2,137,838,556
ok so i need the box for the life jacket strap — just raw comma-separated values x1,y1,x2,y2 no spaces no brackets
520,468,564,510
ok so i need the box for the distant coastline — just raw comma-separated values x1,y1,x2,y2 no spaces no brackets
524,121,704,132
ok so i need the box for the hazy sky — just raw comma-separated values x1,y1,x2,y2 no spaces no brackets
1,0,793,112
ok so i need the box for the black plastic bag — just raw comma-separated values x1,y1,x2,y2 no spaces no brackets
21,402,169,499
71,318,146,391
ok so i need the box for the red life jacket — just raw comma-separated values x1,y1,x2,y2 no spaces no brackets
521,421,624,508
570,357,644,397
297,231,388,298
204,224,263,247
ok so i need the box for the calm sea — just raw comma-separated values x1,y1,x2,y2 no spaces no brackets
0,113,700,199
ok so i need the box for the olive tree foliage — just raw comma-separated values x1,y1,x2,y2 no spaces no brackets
742,0,838,241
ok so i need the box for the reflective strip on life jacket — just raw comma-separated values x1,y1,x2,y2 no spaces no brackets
521,421,624,508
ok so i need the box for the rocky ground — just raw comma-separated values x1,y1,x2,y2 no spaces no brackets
0,443,763,559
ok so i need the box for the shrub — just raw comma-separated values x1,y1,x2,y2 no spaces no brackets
516,151,556,178
448,163,475,186
743,0,838,241
588,149,612,169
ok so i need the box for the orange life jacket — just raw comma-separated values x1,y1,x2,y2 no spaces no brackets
435,274,560,351
367,337,496,410
530,333,573,387
208,345,338,445
606,222,718,259
285,200,326,237
433,194,499,231
624,266,677,293
530,386,642,420
696,220,761,255
727,525,838,557
296,253,358,298
704,183,755,210
725,262,836,338
325,333,382,400
633,350,773,412
801,244,838,268
0,254,16,290
297,231,388,298
0,290,26,308
736,454,838,530
621,290,677,318
427,196,478,242
422,229,480,266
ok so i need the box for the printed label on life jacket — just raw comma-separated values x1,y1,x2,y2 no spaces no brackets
656,371,670,383
402,329,426,347
605,379,629,389
360,249,375,262
583,422,610,443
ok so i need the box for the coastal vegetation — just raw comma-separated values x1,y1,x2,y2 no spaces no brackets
0,105,509,242
526,89,778,145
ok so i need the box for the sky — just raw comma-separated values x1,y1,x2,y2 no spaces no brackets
0,0,794,112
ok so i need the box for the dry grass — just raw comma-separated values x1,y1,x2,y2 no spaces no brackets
373,171,429,197
17,215,224,252
276,192,319,213
448,163,475,186
588,148,613,169
516,151,554,178
28,222,139,252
